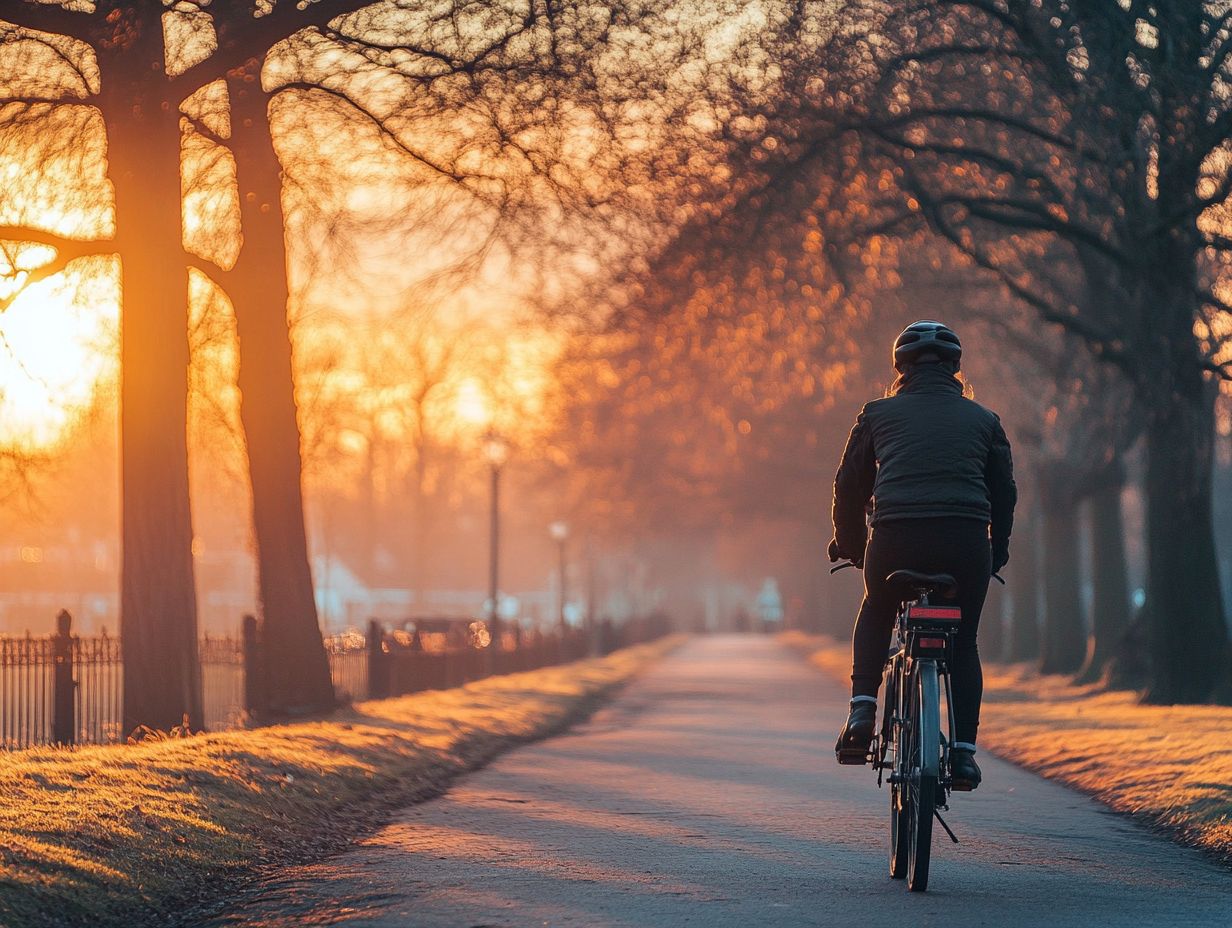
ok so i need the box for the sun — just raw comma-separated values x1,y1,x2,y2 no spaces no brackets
0,258,119,449
452,378,491,430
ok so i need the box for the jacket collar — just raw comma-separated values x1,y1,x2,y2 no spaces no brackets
893,363,963,396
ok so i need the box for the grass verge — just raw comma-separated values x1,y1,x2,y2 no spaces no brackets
782,631,1232,866
0,636,682,928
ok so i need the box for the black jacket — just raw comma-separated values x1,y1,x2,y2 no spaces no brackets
831,364,1017,561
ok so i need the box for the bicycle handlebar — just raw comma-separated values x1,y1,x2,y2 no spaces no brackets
830,561,1008,585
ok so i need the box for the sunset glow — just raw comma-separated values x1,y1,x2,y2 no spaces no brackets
452,378,491,427
0,259,118,449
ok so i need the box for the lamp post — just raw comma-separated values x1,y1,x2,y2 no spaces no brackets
483,430,510,642
549,520,569,631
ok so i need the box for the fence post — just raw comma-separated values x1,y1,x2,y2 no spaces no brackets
241,614,267,719
486,624,498,679
367,619,389,699
52,610,74,745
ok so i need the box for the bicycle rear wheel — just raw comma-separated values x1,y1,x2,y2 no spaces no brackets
907,660,940,892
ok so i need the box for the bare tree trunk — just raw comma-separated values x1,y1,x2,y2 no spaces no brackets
1038,464,1087,674
1007,494,1040,661
1075,466,1130,684
102,51,202,732
410,417,430,608
361,434,377,580
1137,101,1232,703
1142,375,1231,702
227,73,334,715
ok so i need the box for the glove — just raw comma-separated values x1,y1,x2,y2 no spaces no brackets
828,538,864,569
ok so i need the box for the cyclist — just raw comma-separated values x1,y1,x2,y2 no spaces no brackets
828,320,1016,790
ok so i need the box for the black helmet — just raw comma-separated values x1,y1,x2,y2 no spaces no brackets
892,320,962,372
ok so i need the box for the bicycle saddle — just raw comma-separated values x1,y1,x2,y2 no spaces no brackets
885,569,958,600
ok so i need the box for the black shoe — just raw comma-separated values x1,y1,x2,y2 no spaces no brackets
950,747,982,791
835,700,877,765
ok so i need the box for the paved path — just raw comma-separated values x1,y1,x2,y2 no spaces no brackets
205,636,1232,927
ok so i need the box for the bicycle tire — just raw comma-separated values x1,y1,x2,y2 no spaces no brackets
908,660,940,892
886,659,908,879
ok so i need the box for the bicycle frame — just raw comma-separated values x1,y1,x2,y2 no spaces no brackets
831,558,1000,891
873,586,961,891
874,593,959,792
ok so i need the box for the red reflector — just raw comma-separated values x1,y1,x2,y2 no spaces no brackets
918,637,947,649
911,607,961,619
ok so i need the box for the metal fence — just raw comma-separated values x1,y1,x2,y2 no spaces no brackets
0,634,54,749
200,633,244,733
0,612,250,750
0,614,124,749
0,609,671,750
352,612,671,703
73,631,122,745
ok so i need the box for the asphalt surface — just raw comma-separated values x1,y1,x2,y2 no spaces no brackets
205,636,1232,927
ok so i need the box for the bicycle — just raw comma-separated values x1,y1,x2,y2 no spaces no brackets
832,563,990,892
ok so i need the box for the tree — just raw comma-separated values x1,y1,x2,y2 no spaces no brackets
1029,340,1138,676
847,1,1232,701
1078,457,1134,685
293,302,487,597
954,264,1138,679
1008,494,1042,661
3,0,722,723
0,0,403,726
226,70,334,714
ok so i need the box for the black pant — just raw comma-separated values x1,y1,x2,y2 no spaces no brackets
850,517,992,744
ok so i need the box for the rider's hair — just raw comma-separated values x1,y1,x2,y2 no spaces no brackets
886,358,974,399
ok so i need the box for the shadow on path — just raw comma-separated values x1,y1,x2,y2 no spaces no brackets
200,636,1232,928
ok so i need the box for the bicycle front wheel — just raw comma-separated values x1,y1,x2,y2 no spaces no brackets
907,660,940,892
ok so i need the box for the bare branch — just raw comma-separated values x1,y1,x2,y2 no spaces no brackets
319,5,538,81
927,0,1019,34
274,80,497,191
1201,356,1232,381
868,126,1067,201
1201,107,1232,158
1161,165,1232,230
0,226,113,311
171,0,380,92
0,22,94,99
866,107,1103,162
923,192,1130,266
0,225,108,251
180,110,228,148
909,182,1135,375
1203,8,1232,84
0,2,95,45
186,258,233,288
1201,229,1232,250
1204,35,1232,85
0,93,82,107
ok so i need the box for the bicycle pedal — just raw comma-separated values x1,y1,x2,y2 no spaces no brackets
949,780,976,792
836,747,871,766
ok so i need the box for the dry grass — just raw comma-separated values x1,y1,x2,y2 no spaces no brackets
784,631,1232,866
0,637,681,928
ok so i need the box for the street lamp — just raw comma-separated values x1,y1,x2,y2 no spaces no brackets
483,430,510,642
549,520,569,631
